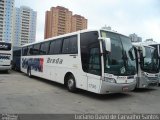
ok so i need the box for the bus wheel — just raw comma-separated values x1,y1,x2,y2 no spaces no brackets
14,65,17,71
5,70,9,73
67,75,76,92
27,68,32,78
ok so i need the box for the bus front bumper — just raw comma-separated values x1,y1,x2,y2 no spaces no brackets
100,81,136,94
136,77,159,88
0,65,11,71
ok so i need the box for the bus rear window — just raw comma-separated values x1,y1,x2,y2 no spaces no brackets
0,42,11,51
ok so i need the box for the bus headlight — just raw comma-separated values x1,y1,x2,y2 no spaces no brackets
141,72,148,78
104,77,116,83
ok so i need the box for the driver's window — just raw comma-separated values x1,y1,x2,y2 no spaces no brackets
88,48,101,75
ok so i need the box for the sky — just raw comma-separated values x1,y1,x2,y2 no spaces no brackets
15,0,160,42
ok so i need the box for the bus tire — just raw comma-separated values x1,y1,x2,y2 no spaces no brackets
14,66,17,71
66,75,76,92
27,67,32,78
5,70,9,73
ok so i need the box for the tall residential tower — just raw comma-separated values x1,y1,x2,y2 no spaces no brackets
44,6,87,39
13,6,37,47
0,0,14,42
71,14,87,32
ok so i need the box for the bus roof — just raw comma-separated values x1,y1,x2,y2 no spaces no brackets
132,42,155,49
145,43,160,46
140,41,160,46
22,29,129,47
0,41,11,44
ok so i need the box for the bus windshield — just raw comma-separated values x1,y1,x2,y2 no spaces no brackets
142,47,159,73
101,31,136,76
0,42,11,51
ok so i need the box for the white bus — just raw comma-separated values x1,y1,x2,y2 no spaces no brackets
21,29,137,94
146,43,160,84
0,41,12,72
133,43,159,88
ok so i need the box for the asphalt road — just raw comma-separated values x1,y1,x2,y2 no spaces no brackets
0,70,160,114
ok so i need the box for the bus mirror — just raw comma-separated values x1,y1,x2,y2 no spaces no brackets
101,38,111,52
104,38,111,52
142,46,146,58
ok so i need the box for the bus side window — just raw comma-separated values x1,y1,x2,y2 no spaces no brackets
22,47,28,56
62,37,70,54
28,45,33,56
69,36,78,54
80,31,101,76
40,42,50,55
54,39,62,54
48,41,55,54
32,44,40,55
48,39,62,54
62,35,78,54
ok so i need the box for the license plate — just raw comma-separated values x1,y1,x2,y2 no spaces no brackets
122,87,129,91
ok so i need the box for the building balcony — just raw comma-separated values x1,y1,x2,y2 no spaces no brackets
22,18,30,22
59,10,65,14
22,24,30,26
22,18,29,22
22,29,29,32
0,12,3,15
0,3,4,6
23,11,30,14
22,16,30,20
22,23,29,25
58,23,65,26
59,14,65,18
21,36,29,38
22,13,30,16
21,37,28,40
22,29,29,31
0,7,4,11
58,17,65,20
22,25,29,28
22,16,30,19
21,31,29,33
0,22,3,26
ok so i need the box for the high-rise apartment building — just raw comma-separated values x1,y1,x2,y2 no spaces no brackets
13,6,37,47
45,6,72,39
0,0,14,42
71,14,87,32
44,6,87,39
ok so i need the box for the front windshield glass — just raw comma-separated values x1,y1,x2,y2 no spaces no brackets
101,31,136,76
120,36,136,75
0,42,11,51
142,47,159,73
